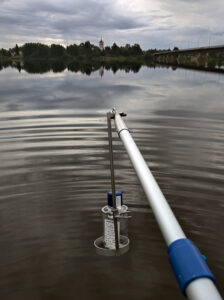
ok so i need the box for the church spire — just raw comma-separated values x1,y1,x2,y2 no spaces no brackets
99,37,104,51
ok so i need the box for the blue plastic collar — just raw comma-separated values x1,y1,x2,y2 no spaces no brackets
168,238,216,296
107,190,122,207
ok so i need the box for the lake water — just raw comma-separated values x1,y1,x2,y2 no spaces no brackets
0,65,224,299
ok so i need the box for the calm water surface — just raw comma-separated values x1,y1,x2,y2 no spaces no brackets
0,66,224,299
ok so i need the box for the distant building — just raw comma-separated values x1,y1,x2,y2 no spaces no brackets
99,38,104,51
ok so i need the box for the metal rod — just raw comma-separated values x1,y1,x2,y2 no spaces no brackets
114,111,222,300
107,112,119,250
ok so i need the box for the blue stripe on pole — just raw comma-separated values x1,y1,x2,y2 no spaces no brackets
168,238,216,296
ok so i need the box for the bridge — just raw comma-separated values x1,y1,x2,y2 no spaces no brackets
153,45,224,68
153,45,224,56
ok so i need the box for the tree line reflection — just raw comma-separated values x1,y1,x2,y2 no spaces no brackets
1,59,223,75
0,59,149,75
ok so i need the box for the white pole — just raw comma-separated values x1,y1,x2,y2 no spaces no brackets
114,111,223,300
116,128,186,245
186,278,222,300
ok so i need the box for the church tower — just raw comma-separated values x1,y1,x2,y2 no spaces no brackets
99,37,104,51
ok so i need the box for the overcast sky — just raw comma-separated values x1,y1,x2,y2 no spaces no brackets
0,0,224,50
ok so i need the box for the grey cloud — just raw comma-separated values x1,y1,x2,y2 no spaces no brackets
0,0,224,49
53,13,145,34
0,0,148,47
213,31,224,37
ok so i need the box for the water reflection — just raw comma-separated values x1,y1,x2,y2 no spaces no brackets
0,59,143,75
99,66,104,78
0,66,223,300
1,59,224,76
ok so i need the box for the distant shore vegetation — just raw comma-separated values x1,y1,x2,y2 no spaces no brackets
0,42,157,63
0,42,223,71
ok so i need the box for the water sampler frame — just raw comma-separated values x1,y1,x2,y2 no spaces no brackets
94,110,131,256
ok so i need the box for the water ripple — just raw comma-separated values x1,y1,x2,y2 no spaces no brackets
0,68,224,299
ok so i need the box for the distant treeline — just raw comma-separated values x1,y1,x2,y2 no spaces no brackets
1,42,223,70
0,42,159,61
